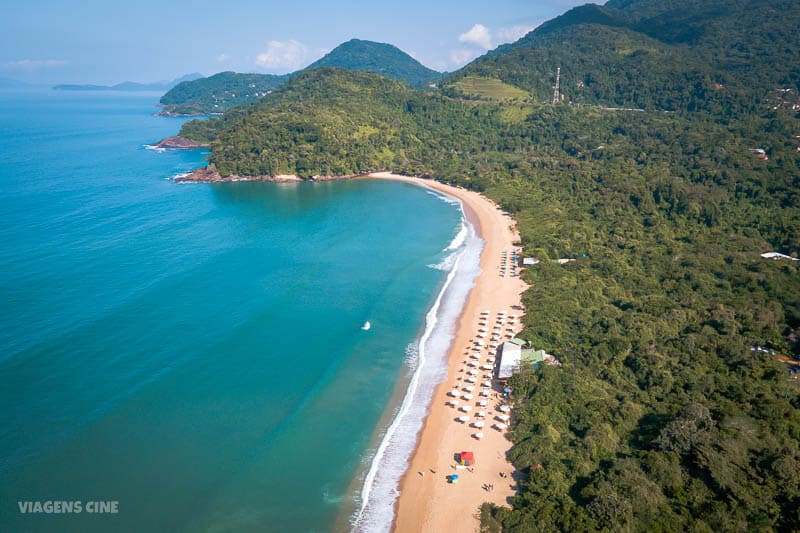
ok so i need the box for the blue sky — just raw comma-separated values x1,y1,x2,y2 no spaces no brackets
1,0,586,84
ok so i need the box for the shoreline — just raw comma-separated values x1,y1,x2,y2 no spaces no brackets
350,175,484,532
367,173,527,532
164,165,525,530
172,165,368,184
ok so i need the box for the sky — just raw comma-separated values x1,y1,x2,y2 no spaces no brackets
0,0,587,85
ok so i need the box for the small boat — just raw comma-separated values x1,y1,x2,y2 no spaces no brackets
361,321,371,331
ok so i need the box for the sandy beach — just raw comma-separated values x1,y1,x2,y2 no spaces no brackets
369,172,527,533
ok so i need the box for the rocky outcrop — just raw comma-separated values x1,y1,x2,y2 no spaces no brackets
155,136,209,149
174,166,369,183
175,167,302,183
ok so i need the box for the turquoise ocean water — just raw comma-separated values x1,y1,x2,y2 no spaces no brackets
0,90,471,531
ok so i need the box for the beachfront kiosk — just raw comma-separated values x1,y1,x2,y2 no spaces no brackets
497,338,547,382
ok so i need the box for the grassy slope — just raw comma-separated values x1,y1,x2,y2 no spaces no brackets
450,76,531,101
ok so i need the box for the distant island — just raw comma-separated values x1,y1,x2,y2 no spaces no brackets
157,39,442,116
54,73,203,92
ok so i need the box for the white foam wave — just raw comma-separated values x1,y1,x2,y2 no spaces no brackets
425,189,460,205
170,172,191,181
352,198,484,532
428,219,468,270
143,144,166,153
427,253,457,272
446,220,468,251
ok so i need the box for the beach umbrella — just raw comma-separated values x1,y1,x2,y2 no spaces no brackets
468,362,479,367
476,410,486,418
480,365,493,371
472,421,485,428
497,414,510,422
487,358,495,363
499,405,511,412
470,354,480,360
473,432,484,439
448,389,460,397
478,400,488,407
460,405,473,412
463,385,475,392
467,370,478,375
481,381,491,387
478,327,488,332
465,377,477,383
480,391,490,397
494,423,508,430
462,393,474,400
457,415,470,423
476,333,486,339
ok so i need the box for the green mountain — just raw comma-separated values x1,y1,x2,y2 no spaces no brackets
54,73,203,93
305,38,441,88
446,0,800,112
158,71,290,116
176,1,800,530
159,39,440,115
178,67,480,176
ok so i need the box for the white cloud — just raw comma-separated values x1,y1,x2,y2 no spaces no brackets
2,59,68,70
458,24,492,50
494,24,537,44
255,40,308,70
455,23,539,57
216,53,229,63
449,48,481,67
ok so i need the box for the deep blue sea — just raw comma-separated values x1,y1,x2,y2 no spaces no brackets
0,89,477,532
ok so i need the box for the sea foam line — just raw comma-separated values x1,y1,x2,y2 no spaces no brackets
352,196,483,532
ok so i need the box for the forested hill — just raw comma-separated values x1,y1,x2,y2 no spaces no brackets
176,0,800,529
158,72,290,116
446,0,800,112
305,39,441,88
159,39,440,115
